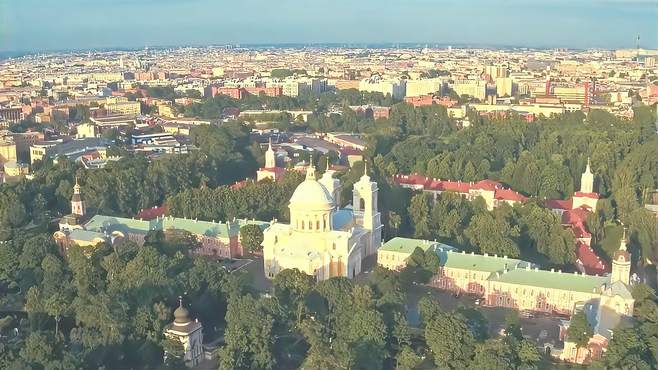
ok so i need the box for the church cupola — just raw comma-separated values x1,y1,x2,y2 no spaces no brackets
71,177,86,217
611,228,631,286
289,159,335,233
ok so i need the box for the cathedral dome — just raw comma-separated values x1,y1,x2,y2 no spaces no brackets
289,179,334,210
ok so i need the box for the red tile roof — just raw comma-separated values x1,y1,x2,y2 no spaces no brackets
576,242,608,275
561,207,590,225
545,198,572,210
260,166,287,175
571,222,592,239
573,191,600,199
495,188,528,202
340,147,364,156
392,174,527,202
473,179,501,191
136,205,168,220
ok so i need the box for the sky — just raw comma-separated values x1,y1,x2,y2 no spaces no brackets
0,0,657,53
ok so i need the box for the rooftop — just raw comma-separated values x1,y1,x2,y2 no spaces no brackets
437,249,534,273
488,268,609,294
380,237,440,254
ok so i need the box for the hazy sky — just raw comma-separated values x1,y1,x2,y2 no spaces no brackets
1,0,656,52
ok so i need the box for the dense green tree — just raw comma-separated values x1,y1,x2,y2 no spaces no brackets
425,311,476,369
566,311,593,348
239,224,264,253
408,193,432,239
465,212,520,257
219,295,275,370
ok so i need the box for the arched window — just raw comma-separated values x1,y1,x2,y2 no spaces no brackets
308,221,312,230
316,220,320,230
301,222,305,230
359,198,366,210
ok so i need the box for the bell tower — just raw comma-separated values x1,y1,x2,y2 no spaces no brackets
319,158,341,207
611,229,631,286
352,162,382,256
71,177,86,218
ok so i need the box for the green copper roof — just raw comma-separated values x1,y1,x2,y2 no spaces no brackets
68,229,107,242
380,237,440,254
162,217,239,238
84,215,159,234
85,214,248,239
236,218,271,230
436,250,534,273
488,268,609,294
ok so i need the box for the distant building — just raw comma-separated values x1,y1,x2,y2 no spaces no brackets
404,95,457,108
452,79,487,101
393,175,528,211
256,138,286,182
76,123,98,138
30,137,112,164
484,64,509,80
0,135,17,165
405,78,446,97
0,107,23,122
495,77,516,97
2,160,29,182
104,101,141,115
348,105,391,119
359,76,406,99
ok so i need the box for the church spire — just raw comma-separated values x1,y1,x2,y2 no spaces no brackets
306,155,316,180
580,157,594,193
74,176,81,194
619,228,627,252
265,137,276,169
360,160,370,182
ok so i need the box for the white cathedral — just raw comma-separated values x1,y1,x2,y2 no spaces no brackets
262,162,383,281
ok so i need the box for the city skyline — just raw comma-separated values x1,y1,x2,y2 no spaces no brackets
1,0,657,54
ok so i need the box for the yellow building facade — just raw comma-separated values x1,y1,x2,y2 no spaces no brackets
262,164,382,281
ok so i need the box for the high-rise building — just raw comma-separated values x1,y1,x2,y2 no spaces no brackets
359,77,406,99
452,79,487,101
405,78,446,97
485,64,509,80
